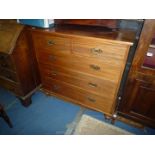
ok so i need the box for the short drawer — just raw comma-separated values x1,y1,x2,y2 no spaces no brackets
0,76,22,96
0,67,18,82
0,53,16,71
32,33,70,53
72,38,128,60
42,78,113,114
39,64,117,98
37,50,123,82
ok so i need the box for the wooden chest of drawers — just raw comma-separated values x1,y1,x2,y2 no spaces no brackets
31,25,134,116
0,21,41,106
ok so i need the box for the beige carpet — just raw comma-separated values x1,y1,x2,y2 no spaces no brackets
73,114,133,135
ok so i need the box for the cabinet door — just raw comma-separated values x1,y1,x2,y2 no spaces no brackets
118,20,155,127
130,80,155,118
120,78,155,126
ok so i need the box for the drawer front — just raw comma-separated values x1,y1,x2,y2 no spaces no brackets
0,53,16,71
0,77,22,96
32,33,70,53
0,67,18,82
37,50,123,82
39,64,117,98
72,38,128,60
42,78,113,114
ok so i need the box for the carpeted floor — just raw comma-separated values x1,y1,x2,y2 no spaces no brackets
0,87,155,135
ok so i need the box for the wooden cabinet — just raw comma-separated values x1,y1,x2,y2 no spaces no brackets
118,20,155,127
0,21,41,106
31,24,134,116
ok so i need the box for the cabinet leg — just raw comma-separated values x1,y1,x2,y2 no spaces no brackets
19,97,32,107
111,114,117,124
104,114,117,124
104,114,111,120
111,118,116,124
0,104,13,128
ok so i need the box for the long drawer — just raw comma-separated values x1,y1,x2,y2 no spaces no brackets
32,33,70,53
42,78,113,114
0,76,22,96
72,38,128,60
39,64,117,98
36,49,123,82
0,67,18,82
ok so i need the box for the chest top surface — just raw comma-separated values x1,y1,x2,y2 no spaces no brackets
30,24,136,46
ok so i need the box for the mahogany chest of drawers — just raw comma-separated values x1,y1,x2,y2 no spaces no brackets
31,25,134,116
0,21,41,106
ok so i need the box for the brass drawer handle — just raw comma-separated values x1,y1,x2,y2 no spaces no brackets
51,71,57,76
91,48,103,54
89,64,100,71
87,97,96,103
48,71,57,77
47,71,57,77
88,82,97,87
47,40,55,46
